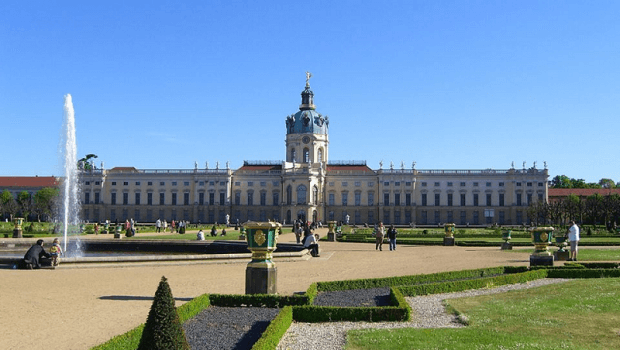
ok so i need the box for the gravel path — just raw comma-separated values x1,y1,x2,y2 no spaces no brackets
184,306,279,350
277,278,570,350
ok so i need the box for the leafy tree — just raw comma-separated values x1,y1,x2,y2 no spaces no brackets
138,276,189,350
78,154,98,170
16,191,32,220
599,178,616,189
551,175,572,188
33,187,59,222
0,190,17,221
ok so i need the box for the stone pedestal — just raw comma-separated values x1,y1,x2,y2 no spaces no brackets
245,221,280,295
12,218,24,238
501,242,513,250
530,255,554,266
554,250,569,261
327,221,337,241
443,237,455,246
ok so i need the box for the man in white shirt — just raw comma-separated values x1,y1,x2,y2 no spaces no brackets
568,220,580,261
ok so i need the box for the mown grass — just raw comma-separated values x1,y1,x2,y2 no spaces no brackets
345,278,620,350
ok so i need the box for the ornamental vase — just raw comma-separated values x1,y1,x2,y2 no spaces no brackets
444,223,455,238
13,217,24,230
245,221,281,267
327,220,337,241
531,227,554,256
502,230,512,242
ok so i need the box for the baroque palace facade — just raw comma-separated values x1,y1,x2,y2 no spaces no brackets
80,77,549,226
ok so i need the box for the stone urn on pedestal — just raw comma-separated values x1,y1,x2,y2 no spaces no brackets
13,217,24,238
443,223,455,246
327,221,337,241
553,234,569,261
245,221,280,294
530,226,555,266
501,229,512,250
238,226,246,240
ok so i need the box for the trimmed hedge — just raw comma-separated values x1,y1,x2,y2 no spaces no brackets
251,306,293,350
389,287,412,321
566,262,620,269
91,293,211,350
547,268,620,279
209,293,309,307
316,266,509,291
398,270,548,296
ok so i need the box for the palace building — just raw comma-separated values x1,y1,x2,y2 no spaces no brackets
80,76,549,226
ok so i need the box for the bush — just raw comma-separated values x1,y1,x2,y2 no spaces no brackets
547,268,620,279
251,306,293,350
292,305,409,323
316,267,508,291
209,293,309,307
398,270,548,296
137,276,190,350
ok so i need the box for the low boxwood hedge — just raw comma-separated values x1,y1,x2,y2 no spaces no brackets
398,270,548,296
292,305,409,323
546,268,620,279
209,293,309,307
251,306,293,350
316,266,511,291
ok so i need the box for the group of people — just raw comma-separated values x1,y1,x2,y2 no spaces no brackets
374,222,398,251
196,226,227,240
22,238,63,269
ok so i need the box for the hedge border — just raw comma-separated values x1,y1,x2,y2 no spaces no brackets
316,266,514,291
398,270,548,296
547,268,620,279
251,306,293,350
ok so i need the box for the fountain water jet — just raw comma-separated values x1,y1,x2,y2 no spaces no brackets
59,94,81,253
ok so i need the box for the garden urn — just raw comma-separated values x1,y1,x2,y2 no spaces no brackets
245,221,280,294
327,220,337,241
13,217,24,238
530,226,554,266
443,223,455,246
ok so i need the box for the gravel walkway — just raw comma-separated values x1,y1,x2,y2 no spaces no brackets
184,306,279,350
277,278,570,350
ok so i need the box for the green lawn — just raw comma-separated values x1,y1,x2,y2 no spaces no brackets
346,278,620,350
126,233,241,241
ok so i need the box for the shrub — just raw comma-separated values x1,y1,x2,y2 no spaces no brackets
137,276,190,350
251,306,293,350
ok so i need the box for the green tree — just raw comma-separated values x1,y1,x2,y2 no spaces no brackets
78,154,98,170
551,175,572,188
138,276,189,350
0,190,17,221
599,178,616,189
33,187,59,222
16,191,32,220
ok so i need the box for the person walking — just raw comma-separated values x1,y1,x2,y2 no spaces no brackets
155,218,161,233
375,222,385,251
568,220,580,261
387,224,398,251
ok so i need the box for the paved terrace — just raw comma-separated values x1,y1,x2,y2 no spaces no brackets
1,228,534,350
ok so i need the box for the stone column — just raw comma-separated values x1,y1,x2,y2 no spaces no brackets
245,221,280,294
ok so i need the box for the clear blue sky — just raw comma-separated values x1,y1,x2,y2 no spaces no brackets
1,1,618,184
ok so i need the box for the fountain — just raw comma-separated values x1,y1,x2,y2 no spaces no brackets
59,94,81,254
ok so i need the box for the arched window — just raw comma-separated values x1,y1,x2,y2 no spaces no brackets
286,185,292,205
290,148,296,162
313,186,318,204
297,185,307,204
303,148,310,163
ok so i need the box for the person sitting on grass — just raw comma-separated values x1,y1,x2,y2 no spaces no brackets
23,239,50,269
210,225,218,237
220,228,226,236
196,230,205,241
